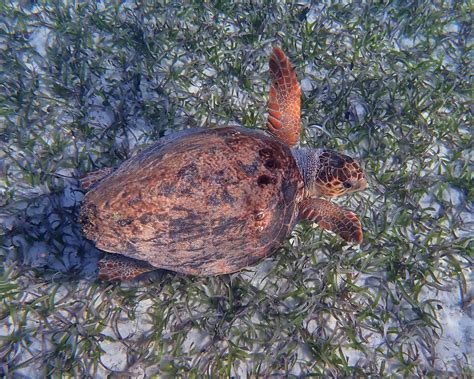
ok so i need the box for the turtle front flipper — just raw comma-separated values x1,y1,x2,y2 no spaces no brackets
98,253,156,281
80,167,116,191
299,198,363,244
266,47,301,147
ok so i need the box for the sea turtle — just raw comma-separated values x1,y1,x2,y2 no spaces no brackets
79,48,368,281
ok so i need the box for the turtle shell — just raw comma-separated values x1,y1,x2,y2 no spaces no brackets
80,126,304,275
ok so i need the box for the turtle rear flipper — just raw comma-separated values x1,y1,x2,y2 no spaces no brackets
98,253,156,281
80,167,116,191
267,47,301,147
299,198,363,244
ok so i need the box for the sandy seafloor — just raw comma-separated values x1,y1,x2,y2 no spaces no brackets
0,1,472,377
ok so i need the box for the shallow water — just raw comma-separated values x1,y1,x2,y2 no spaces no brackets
0,1,472,377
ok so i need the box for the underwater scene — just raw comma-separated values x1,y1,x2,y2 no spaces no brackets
0,1,472,377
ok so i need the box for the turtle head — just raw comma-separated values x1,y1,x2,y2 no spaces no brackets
292,148,368,198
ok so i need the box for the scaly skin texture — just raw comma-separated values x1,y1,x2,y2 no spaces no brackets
292,148,367,244
80,127,304,276
298,198,363,244
291,148,367,197
97,253,156,281
267,47,301,146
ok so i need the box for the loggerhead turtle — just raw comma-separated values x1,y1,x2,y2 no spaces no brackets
79,48,368,281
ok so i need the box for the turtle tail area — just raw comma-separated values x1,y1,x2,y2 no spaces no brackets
80,167,116,191
98,253,156,281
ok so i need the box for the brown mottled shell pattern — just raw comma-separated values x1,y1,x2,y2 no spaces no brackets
80,126,304,276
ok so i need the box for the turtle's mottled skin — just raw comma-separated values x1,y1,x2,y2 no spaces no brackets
80,48,368,281
81,127,304,275
292,149,366,198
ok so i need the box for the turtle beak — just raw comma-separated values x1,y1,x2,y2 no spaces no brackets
358,178,369,191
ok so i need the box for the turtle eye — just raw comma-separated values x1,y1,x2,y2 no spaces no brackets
343,182,352,189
